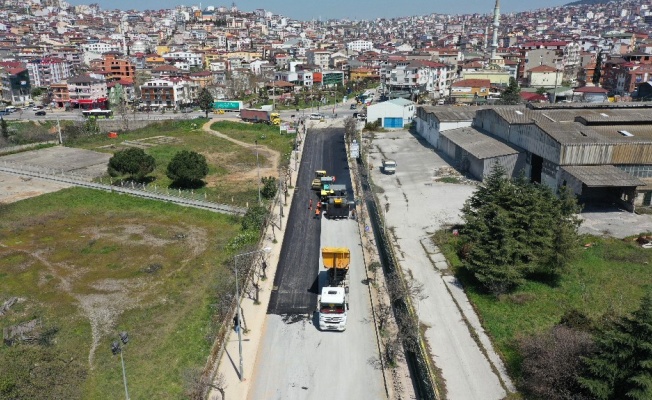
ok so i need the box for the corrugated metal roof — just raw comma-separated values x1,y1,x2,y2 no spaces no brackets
440,127,521,159
419,105,492,122
388,98,415,106
575,109,652,124
491,107,536,124
534,121,606,144
590,125,652,142
562,165,645,187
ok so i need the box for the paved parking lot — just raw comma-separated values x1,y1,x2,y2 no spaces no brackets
368,130,510,399
0,146,111,203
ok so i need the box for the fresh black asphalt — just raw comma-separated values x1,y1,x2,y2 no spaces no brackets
267,127,353,315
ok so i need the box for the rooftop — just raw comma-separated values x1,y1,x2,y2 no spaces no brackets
440,126,521,159
562,165,645,188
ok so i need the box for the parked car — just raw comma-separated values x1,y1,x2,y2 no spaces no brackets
349,104,357,110
309,113,324,120
32,106,41,111
35,110,46,116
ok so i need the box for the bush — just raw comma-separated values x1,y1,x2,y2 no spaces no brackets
241,205,268,231
518,325,595,399
261,176,278,199
107,147,156,180
166,150,209,187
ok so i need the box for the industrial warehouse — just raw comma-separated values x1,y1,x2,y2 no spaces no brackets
415,103,652,212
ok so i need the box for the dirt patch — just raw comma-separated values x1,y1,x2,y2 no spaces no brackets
202,119,281,180
0,172,72,204
2,221,209,367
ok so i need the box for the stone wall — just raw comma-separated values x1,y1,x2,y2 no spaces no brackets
96,119,156,133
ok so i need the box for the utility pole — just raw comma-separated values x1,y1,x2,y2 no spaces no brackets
57,118,62,144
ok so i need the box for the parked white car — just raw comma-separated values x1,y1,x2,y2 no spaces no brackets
309,113,324,120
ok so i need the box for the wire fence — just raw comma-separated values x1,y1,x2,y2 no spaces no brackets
356,157,440,400
0,160,246,215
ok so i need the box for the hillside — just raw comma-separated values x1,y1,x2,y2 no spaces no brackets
566,0,612,6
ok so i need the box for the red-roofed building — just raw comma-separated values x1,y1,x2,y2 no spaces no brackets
572,85,609,103
0,64,31,105
520,91,548,103
527,64,563,87
450,79,491,103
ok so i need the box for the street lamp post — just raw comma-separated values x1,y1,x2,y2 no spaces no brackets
234,247,271,381
110,331,130,400
255,140,261,205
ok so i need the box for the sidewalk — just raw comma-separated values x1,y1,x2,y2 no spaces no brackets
208,127,306,400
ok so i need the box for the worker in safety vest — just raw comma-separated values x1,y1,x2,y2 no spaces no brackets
314,208,321,219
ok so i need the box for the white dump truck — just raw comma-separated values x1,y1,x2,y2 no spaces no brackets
318,247,350,331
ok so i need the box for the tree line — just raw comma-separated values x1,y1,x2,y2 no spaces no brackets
455,163,652,399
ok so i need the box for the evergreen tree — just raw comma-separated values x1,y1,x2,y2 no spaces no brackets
460,164,581,294
1,118,8,140
500,77,522,105
197,88,214,118
107,148,156,180
578,290,652,399
592,51,603,86
166,150,209,187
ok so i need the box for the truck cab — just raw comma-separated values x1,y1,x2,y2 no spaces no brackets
318,287,348,331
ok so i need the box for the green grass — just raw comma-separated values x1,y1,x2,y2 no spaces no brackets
209,120,296,167
69,119,264,207
434,232,652,379
0,187,247,399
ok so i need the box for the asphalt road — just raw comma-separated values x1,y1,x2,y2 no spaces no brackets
251,126,385,399
267,128,353,315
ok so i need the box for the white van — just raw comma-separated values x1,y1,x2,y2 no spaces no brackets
4,106,17,113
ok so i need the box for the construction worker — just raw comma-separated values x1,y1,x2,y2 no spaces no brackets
317,201,322,210
315,207,321,219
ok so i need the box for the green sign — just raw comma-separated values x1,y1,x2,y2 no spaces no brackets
213,101,241,110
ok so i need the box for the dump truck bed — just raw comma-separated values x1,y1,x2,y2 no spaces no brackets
322,247,350,270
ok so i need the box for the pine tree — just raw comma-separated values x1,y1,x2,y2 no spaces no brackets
500,77,522,105
592,51,603,86
578,290,652,399
1,118,8,140
460,164,581,294
197,88,214,118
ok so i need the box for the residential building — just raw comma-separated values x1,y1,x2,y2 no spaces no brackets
50,82,70,108
140,78,198,109
89,52,136,83
347,40,373,52
27,57,72,87
67,74,108,109
0,65,31,105
528,65,563,87
307,50,331,70
162,51,204,69
450,79,491,103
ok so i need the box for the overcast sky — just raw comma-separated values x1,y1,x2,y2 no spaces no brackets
67,0,572,20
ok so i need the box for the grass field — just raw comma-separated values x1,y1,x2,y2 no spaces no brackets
209,120,296,167
71,119,268,207
0,187,248,399
434,231,652,379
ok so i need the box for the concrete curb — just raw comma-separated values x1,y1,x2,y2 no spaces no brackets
208,127,307,400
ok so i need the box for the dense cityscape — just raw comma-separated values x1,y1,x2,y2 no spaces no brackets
1,0,652,110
